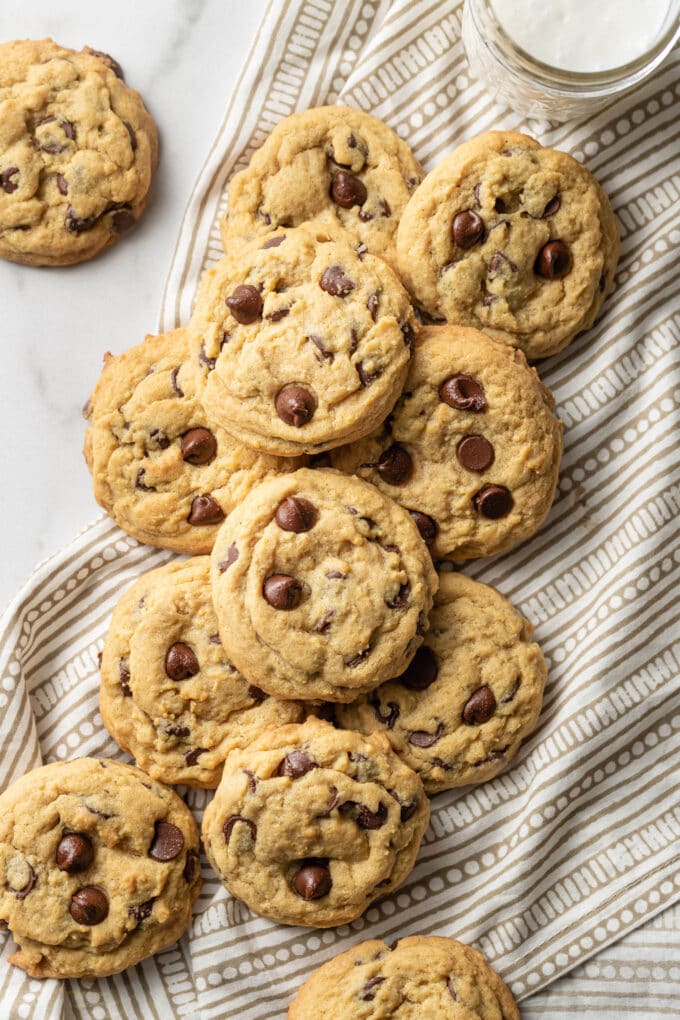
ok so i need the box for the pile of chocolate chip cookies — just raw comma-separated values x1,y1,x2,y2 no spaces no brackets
1,99,619,1013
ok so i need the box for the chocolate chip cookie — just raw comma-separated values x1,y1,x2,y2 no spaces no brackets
397,130,619,358
100,556,305,787
83,327,303,554
288,934,519,1018
221,105,423,268
330,324,562,561
201,717,429,928
209,468,438,702
0,38,158,266
188,225,417,456
0,757,201,979
336,572,546,792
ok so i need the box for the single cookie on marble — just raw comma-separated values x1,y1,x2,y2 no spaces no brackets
0,38,158,266
201,717,429,928
396,130,619,358
0,758,201,979
100,556,305,788
336,571,546,792
330,324,562,561
187,225,417,457
221,105,423,267
287,934,519,1018
83,327,303,554
209,468,438,703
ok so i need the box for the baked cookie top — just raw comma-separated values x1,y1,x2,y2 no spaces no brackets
0,758,201,979
330,324,562,561
201,717,429,928
287,935,519,1018
209,468,438,702
188,225,417,456
100,557,305,788
396,130,619,358
0,38,158,266
221,105,423,267
83,327,303,554
336,571,547,792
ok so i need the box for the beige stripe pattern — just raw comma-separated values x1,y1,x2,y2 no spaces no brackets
0,1,678,1016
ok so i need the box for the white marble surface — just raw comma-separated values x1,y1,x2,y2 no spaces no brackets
0,0,268,611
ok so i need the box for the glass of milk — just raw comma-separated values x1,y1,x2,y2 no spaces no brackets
462,0,680,120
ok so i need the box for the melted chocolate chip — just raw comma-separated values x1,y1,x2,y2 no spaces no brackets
198,343,217,371
188,494,225,526
409,722,445,747
363,977,386,1001
353,802,388,830
315,610,335,633
223,815,257,845
447,978,457,1001
276,750,316,778
542,195,561,217
9,863,36,899
65,205,101,233
226,284,263,323
183,849,199,883
162,723,190,738
70,887,108,925
185,748,206,766
473,485,513,519
457,435,495,472
501,678,520,704
263,574,302,610
135,468,155,491
218,543,239,573
401,322,416,349
399,799,419,822
86,48,125,79
371,696,400,729
113,209,136,232
56,833,94,873
275,384,316,426
408,510,438,547
119,658,131,697
293,860,332,900
122,120,137,151
535,240,572,279
247,684,267,704
377,444,413,485
275,495,317,532
357,363,380,387
386,583,410,609
452,210,485,248
488,251,518,273
262,234,285,248
149,427,170,450
243,769,258,793
462,685,497,724
398,645,439,690
310,335,334,363
367,292,379,321
439,374,486,411
149,821,185,861
1,167,19,194
319,264,355,296
265,307,289,321
170,366,184,397
181,428,217,465
330,171,367,208
347,648,370,668
165,642,199,681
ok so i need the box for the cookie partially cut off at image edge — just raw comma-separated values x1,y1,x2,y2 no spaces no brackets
396,129,620,358
0,38,158,266
201,717,429,928
0,758,201,979
210,467,438,702
100,556,306,787
287,934,519,1019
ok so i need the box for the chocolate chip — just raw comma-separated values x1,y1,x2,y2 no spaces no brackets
399,798,419,822
170,366,184,397
347,134,357,148
119,658,131,697
367,292,379,321
123,121,137,151
542,196,561,217
371,696,399,729
261,235,285,248
319,265,355,296
494,197,506,213
276,495,317,532
149,821,185,861
439,374,486,411
181,427,217,465
165,642,199,681
473,485,513,519
401,322,416,349
386,583,410,609
535,240,572,279
263,574,302,610
70,887,108,925
276,750,316,778
135,468,155,492
1,167,19,194
188,494,225,526
243,769,258,792
86,48,125,79
185,748,206,766
501,678,520,704
310,335,334,363
198,343,216,371
408,510,438,547
353,802,387,829
247,684,267,704
409,723,445,747
457,435,495,472
363,977,386,1001
275,384,316,426
112,209,135,233
84,805,113,820
356,242,368,260
183,849,199,883
265,307,289,321
223,815,256,845
452,210,485,248
447,978,457,1001
463,685,497,724
358,209,374,222
397,645,439,690
9,862,36,899
347,648,370,668
293,860,332,900
315,610,335,633
65,205,100,233
330,171,367,208
218,543,239,573
226,284,263,323
488,251,518,273
148,427,170,450
162,723,190,738
56,833,94,873
378,198,391,216
326,569,346,580
377,444,413,485
357,363,380,387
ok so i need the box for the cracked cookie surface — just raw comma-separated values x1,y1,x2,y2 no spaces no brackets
330,324,562,561
0,38,158,266
210,468,437,702
100,557,305,787
336,572,546,792
83,327,303,554
397,130,619,358
188,225,417,456
0,758,200,979
221,105,423,268
201,717,429,927
288,935,519,1018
